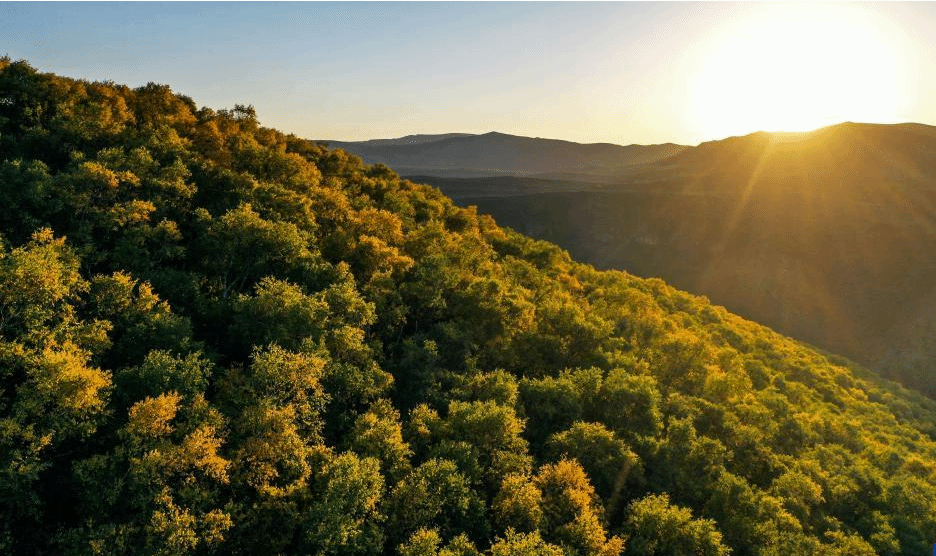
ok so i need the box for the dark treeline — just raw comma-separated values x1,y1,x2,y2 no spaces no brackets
2,59,936,555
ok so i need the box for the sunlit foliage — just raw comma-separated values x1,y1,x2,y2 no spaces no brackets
2,58,936,556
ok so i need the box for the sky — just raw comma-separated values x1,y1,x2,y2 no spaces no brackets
2,2,936,146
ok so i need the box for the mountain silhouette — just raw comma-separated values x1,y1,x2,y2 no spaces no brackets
325,132,687,177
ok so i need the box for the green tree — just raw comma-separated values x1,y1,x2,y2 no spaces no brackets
302,451,385,556
624,494,729,556
535,459,624,556
385,459,487,547
546,422,641,515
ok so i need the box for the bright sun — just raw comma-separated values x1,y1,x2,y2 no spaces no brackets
691,4,902,140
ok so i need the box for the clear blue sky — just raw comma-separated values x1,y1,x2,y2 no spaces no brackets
3,2,935,145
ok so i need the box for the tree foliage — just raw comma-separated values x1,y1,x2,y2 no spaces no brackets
2,59,936,556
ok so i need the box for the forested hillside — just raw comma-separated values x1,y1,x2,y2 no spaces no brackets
418,123,936,397
3,59,936,556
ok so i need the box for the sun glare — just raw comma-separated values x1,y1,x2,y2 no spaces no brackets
691,4,902,141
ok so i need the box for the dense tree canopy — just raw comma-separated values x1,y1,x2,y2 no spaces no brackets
3,58,936,555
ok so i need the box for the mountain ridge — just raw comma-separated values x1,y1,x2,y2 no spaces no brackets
325,131,688,177
323,133,477,147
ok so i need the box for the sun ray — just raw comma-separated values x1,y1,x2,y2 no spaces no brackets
716,138,774,252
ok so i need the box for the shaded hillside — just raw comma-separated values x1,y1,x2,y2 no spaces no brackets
423,123,936,395
404,175,609,200
326,132,687,178
5,60,936,556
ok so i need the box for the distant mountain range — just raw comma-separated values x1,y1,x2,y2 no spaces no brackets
323,132,687,178
339,123,936,397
